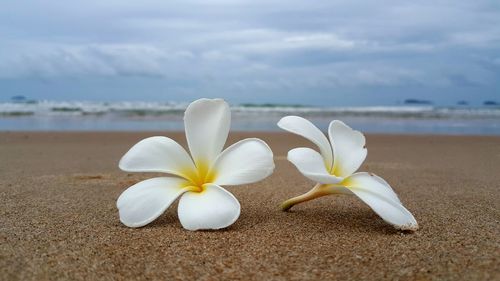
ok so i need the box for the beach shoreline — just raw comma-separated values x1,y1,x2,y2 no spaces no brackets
1,132,499,280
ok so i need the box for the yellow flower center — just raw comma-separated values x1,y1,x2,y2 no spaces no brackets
181,160,217,193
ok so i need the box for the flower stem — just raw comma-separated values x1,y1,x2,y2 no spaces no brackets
280,183,333,211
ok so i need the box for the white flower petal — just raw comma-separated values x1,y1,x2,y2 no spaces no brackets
324,185,353,195
184,98,230,168
342,173,418,231
287,147,343,184
117,177,190,228
178,184,240,231
119,136,198,181
211,138,275,186
346,172,401,203
277,116,333,170
328,120,367,177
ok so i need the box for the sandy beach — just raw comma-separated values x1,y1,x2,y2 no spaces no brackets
1,132,499,280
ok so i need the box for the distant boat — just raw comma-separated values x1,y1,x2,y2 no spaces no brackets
10,95,37,104
11,95,27,102
457,100,469,106
404,99,433,105
483,101,498,106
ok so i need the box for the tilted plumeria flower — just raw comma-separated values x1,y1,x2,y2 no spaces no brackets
117,98,275,230
278,116,418,231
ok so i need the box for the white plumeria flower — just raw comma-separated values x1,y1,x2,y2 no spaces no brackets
117,98,275,230
278,116,418,231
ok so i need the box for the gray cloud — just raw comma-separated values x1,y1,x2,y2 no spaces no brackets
0,0,499,104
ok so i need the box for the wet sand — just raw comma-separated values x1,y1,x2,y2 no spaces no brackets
1,132,499,280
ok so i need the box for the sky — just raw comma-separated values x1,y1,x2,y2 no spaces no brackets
0,0,499,106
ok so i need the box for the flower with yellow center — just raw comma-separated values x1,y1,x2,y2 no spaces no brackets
117,98,275,230
278,116,418,231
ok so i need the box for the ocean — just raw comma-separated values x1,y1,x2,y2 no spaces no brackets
1,100,499,135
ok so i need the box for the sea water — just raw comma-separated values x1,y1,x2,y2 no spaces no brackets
0,101,499,135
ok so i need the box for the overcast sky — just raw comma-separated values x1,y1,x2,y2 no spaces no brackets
1,0,499,106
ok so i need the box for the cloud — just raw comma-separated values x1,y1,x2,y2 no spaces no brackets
0,0,499,103
0,44,195,78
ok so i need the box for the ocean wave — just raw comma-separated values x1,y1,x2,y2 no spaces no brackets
0,101,499,119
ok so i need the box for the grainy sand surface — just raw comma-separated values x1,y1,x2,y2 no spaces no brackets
1,132,499,280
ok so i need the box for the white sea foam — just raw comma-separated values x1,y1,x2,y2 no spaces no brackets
0,100,499,119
